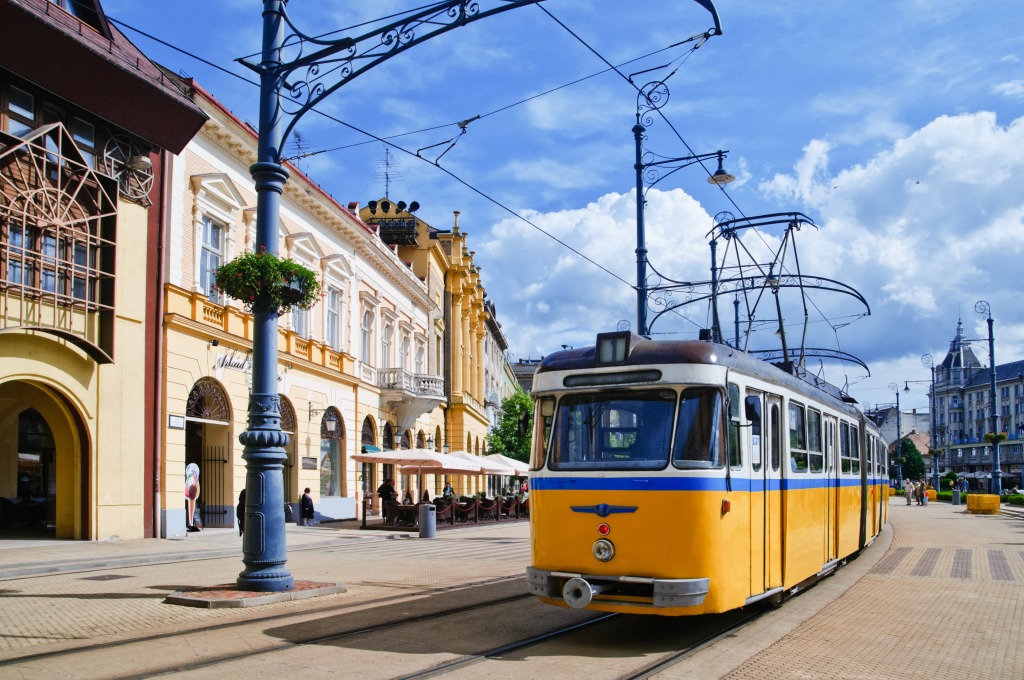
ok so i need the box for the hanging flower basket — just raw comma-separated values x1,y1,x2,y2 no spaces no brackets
984,432,1008,445
213,248,321,313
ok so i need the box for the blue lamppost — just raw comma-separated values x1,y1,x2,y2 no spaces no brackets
236,0,550,592
888,381,903,486
976,300,1001,496
922,354,941,494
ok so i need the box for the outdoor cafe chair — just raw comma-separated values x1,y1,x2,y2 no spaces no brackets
454,498,479,523
477,498,498,521
432,499,454,525
499,497,519,519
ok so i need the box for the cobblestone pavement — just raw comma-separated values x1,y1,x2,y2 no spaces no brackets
2,502,1022,679
0,522,531,657
660,499,1024,680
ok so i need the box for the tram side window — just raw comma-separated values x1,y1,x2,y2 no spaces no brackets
728,383,742,469
789,402,808,473
549,389,675,471
746,395,762,472
770,404,781,471
840,422,851,474
807,408,823,472
850,426,860,474
673,387,724,469
530,397,554,470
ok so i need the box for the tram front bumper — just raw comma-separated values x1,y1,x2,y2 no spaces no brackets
526,567,710,609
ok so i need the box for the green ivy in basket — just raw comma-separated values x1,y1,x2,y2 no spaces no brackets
213,248,321,313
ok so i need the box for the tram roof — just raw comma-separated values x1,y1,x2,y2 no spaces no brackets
537,333,862,420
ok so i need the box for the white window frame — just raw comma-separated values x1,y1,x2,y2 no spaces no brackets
361,308,374,364
200,215,225,303
325,285,342,350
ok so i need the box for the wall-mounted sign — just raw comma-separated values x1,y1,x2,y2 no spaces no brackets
301,457,318,470
168,415,185,430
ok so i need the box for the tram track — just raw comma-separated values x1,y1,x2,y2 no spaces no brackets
4,563,770,680
396,604,767,680
0,575,529,669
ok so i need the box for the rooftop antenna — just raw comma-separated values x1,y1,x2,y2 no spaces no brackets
283,130,309,171
373,147,403,199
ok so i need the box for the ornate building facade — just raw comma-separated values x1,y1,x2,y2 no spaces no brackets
0,0,206,539
932,320,1024,486
159,83,444,536
360,203,515,496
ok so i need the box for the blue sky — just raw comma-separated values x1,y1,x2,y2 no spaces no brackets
105,0,1024,413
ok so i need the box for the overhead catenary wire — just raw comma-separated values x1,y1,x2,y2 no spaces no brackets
111,10,856,349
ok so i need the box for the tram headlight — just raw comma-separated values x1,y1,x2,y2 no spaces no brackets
592,538,615,562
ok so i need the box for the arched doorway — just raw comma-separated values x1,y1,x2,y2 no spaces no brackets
381,422,396,488
184,378,232,528
280,396,297,504
360,416,377,514
319,406,345,497
0,381,89,539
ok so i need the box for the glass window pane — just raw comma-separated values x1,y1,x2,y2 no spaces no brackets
7,86,34,135
770,404,781,471
674,387,724,469
550,389,676,471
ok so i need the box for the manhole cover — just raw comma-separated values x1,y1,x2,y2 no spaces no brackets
79,574,133,581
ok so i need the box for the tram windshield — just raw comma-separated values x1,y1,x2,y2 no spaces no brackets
546,387,726,471
549,389,675,470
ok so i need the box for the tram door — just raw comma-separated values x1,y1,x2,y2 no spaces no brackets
766,395,783,588
746,391,766,595
750,393,784,591
824,415,839,562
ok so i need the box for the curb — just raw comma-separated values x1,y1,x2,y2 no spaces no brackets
164,580,347,608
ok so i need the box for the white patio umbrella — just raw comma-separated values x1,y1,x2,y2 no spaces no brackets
352,448,467,467
389,451,484,501
482,452,529,475
447,450,515,474
354,449,482,509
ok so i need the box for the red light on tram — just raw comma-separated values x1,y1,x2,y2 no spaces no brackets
598,523,610,535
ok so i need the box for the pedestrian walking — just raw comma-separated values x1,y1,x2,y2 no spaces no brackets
377,478,397,521
236,488,246,536
300,487,315,526
903,477,914,505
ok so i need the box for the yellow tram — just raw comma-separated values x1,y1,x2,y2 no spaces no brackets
527,331,888,616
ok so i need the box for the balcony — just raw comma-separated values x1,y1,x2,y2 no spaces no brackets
377,367,446,428
164,284,355,376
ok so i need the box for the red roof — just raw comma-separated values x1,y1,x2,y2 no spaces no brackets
0,0,207,152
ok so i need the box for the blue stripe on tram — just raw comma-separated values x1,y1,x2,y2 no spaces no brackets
532,476,872,492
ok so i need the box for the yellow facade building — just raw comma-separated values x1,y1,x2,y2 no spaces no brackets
158,83,446,536
0,0,206,539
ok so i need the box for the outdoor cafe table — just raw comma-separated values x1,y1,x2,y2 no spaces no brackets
394,504,418,527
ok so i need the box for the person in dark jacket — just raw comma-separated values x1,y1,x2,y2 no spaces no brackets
300,487,315,526
236,488,246,536
377,478,397,521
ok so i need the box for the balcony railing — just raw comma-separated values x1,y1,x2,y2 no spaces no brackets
164,284,354,376
377,368,444,397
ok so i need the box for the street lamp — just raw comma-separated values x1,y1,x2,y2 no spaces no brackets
308,403,338,431
922,354,941,493
236,0,549,593
976,300,1001,495
888,381,903,486
633,80,734,337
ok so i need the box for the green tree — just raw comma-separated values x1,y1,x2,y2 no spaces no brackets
486,389,533,463
900,438,926,481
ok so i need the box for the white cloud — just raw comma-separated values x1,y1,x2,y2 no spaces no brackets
992,80,1024,99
